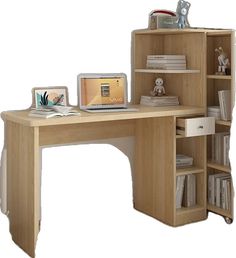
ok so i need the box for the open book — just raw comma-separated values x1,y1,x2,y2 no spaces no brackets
29,107,81,118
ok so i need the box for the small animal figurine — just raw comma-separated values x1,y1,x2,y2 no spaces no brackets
215,47,230,75
150,78,166,97
176,0,191,29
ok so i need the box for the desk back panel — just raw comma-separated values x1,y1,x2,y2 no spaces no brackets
39,120,135,146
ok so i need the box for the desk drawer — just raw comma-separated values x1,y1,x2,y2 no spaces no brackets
176,117,215,137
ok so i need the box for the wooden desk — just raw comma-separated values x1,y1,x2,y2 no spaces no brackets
1,105,205,257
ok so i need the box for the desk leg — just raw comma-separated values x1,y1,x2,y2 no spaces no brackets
134,117,175,226
6,121,40,258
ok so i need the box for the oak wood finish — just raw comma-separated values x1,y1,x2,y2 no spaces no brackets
6,121,40,258
1,105,205,127
39,120,135,146
1,28,235,257
133,116,176,225
131,31,207,107
131,28,234,224
206,31,235,221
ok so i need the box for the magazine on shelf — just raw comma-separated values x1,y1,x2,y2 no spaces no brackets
140,95,179,107
211,132,230,166
182,174,196,207
176,175,185,209
207,106,221,119
218,90,231,121
176,154,193,168
147,55,187,70
208,173,231,210
29,107,81,118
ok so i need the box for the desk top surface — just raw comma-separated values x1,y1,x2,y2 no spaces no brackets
1,105,205,127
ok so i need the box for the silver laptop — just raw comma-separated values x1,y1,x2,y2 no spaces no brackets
77,73,137,112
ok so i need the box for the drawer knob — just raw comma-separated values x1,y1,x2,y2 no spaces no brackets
198,125,204,129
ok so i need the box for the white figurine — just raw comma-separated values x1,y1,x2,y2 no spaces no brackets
215,47,230,75
150,77,166,97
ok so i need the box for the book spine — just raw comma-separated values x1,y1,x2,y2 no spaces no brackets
222,91,227,120
226,180,231,210
216,177,221,207
221,180,227,209
176,175,185,209
147,55,186,60
146,59,186,64
208,174,215,205
218,91,225,120
212,134,215,162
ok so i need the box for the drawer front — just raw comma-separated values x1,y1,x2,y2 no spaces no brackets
177,117,215,137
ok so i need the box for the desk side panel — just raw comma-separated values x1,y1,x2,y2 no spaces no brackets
134,117,175,225
6,121,40,258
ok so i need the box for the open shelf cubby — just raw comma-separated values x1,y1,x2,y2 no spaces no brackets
206,31,234,222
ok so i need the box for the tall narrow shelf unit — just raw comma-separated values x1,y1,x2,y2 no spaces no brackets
131,28,234,226
206,31,235,223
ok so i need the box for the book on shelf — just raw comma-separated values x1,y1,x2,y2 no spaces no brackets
176,154,193,168
176,175,185,209
146,59,186,64
29,108,81,118
176,174,196,209
211,132,230,166
207,106,220,120
218,90,231,121
147,55,186,70
140,95,179,107
182,174,196,207
147,55,186,60
208,173,231,210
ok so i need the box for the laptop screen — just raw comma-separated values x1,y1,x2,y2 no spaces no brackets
78,73,127,109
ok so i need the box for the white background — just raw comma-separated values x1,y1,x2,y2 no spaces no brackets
0,0,236,257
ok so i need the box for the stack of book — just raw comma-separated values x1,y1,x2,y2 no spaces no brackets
207,106,220,119
218,90,231,121
211,132,230,166
140,95,179,107
208,173,231,210
146,55,186,70
176,154,193,168
176,174,196,209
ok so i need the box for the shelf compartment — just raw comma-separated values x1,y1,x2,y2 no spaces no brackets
207,204,232,218
215,119,231,127
176,204,204,215
135,68,200,74
207,75,232,80
207,161,231,173
176,166,204,176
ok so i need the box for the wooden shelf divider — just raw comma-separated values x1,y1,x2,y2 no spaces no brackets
176,166,204,176
135,68,200,74
207,74,232,80
207,161,231,173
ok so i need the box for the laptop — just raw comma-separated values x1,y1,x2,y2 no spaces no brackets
77,73,138,112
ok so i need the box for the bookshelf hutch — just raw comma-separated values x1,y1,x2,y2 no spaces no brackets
131,28,235,226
